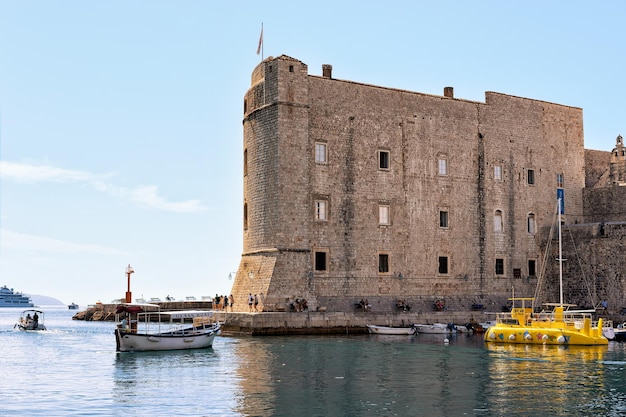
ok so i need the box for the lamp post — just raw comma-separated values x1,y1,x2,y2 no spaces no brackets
125,264,134,303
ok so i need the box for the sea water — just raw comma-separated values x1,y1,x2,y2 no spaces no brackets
1,307,626,417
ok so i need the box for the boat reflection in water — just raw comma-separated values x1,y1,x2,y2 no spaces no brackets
485,343,609,415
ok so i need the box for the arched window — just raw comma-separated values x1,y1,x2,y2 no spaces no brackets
494,210,503,233
243,149,248,176
527,213,536,235
243,203,248,230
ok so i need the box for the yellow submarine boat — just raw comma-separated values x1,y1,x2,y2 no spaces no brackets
485,198,608,346
484,297,607,345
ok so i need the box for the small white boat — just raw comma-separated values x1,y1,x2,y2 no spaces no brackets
413,323,468,334
614,323,626,342
366,324,416,335
15,309,46,331
114,303,220,352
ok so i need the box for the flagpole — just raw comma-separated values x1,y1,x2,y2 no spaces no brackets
257,23,264,61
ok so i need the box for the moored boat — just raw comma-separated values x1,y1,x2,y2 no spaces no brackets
114,303,220,352
68,302,79,310
613,323,626,342
15,309,46,331
413,323,469,334
484,199,608,346
366,324,416,335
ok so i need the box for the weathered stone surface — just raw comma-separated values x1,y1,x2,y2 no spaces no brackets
229,55,626,317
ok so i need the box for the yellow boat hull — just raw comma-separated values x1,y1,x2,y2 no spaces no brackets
484,323,608,345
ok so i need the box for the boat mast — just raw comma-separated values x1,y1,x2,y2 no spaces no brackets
558,198,563,307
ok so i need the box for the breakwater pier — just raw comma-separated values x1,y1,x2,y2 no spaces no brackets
73,301,505,335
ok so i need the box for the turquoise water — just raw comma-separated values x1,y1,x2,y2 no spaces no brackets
1,307,626,416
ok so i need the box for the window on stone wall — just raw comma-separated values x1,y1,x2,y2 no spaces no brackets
379,254,389,273
379,150,390,170
495,258,504,275
244,149,248,176
527,213,536,235
527,169,535,185
379,205,390,225
439,210,449,228
243,203,248,230
528,259,536,276
314,251,327,271
494,165,502,181
438,158,448,176
557,173,564,188
315,200,327,221
315,142,327,164
438,256,449,274
494,210,503,233
513,268,521,279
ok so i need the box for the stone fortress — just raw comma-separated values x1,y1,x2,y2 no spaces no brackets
229,54,626,315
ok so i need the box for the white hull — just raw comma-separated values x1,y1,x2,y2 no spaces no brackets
115,328,216,352
414,323,467,334
16,323,46,331
367,325,416,335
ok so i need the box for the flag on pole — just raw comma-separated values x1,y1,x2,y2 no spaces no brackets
256,24,263,55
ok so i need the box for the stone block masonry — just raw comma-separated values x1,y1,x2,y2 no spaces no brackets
229,54,625,319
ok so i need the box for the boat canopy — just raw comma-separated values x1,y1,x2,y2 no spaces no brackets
154,310,214,319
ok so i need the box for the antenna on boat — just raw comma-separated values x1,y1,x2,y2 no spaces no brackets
557,198,564,307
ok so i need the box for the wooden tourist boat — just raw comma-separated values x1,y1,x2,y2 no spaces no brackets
114,303,220,352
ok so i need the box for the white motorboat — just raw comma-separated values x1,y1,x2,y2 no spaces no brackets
366,324,416,335
614,323,626,342
15,309,46,331
413,323,468,334
114,303,220,352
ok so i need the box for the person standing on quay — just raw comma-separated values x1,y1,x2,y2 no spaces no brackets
230,294,234,312
254,294,259,311
248,293,253,312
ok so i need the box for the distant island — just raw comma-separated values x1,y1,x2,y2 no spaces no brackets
27,294,65,306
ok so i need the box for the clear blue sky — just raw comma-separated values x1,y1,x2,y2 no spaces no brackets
1,1,624,306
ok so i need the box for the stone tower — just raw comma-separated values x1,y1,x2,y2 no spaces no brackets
229,55,587,313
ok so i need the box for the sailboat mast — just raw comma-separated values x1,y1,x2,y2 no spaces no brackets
558,198,563,306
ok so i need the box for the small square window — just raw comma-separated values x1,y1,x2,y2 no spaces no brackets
289,65,294,72
439,210,448,228
315,251,327,271
379,254,389,273
379,150,390,170
494,165,502,181
315,201,327,221
438,256,448,274
315,142,327,163
438,159,448,176
513,268,521,279
527,169,535,185
379,205,390,225
528,260,536,276
495,258,504,275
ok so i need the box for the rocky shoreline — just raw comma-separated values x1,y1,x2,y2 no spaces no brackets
71,301,214,321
